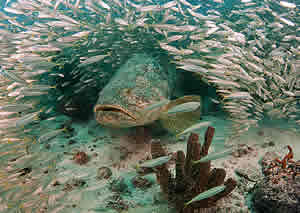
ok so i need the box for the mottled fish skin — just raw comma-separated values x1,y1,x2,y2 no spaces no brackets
94,53,177,128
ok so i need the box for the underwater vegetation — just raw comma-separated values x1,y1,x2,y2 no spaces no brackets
0,0,299,212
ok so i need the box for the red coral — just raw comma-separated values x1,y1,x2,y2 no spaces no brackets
274,145,294,169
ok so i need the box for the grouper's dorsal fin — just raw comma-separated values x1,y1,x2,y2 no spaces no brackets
159,95,202,135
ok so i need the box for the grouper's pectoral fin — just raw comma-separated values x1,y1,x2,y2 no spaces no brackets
159,95,202,135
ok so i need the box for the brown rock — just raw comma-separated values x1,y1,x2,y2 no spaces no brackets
97,167,112,180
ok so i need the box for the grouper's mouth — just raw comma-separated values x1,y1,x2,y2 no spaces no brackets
94,104,137,121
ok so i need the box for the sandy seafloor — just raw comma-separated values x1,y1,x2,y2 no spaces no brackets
15,112,300,213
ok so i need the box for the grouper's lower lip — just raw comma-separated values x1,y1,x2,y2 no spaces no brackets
94,104,137,121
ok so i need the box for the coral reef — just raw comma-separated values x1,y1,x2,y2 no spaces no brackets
148,127,237,213
260,146,299,184
252,147,300,213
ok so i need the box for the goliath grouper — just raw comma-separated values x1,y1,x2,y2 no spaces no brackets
94,53,202,134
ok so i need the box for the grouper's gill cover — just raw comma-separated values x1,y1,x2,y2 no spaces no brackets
94,53,178,128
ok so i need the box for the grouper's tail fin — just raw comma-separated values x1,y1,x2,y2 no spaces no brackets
159,95,202,135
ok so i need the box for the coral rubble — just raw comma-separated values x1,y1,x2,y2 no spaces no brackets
149,127,237,213
252,147,300,213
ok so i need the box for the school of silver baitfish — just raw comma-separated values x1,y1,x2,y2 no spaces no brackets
0,0,299,212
